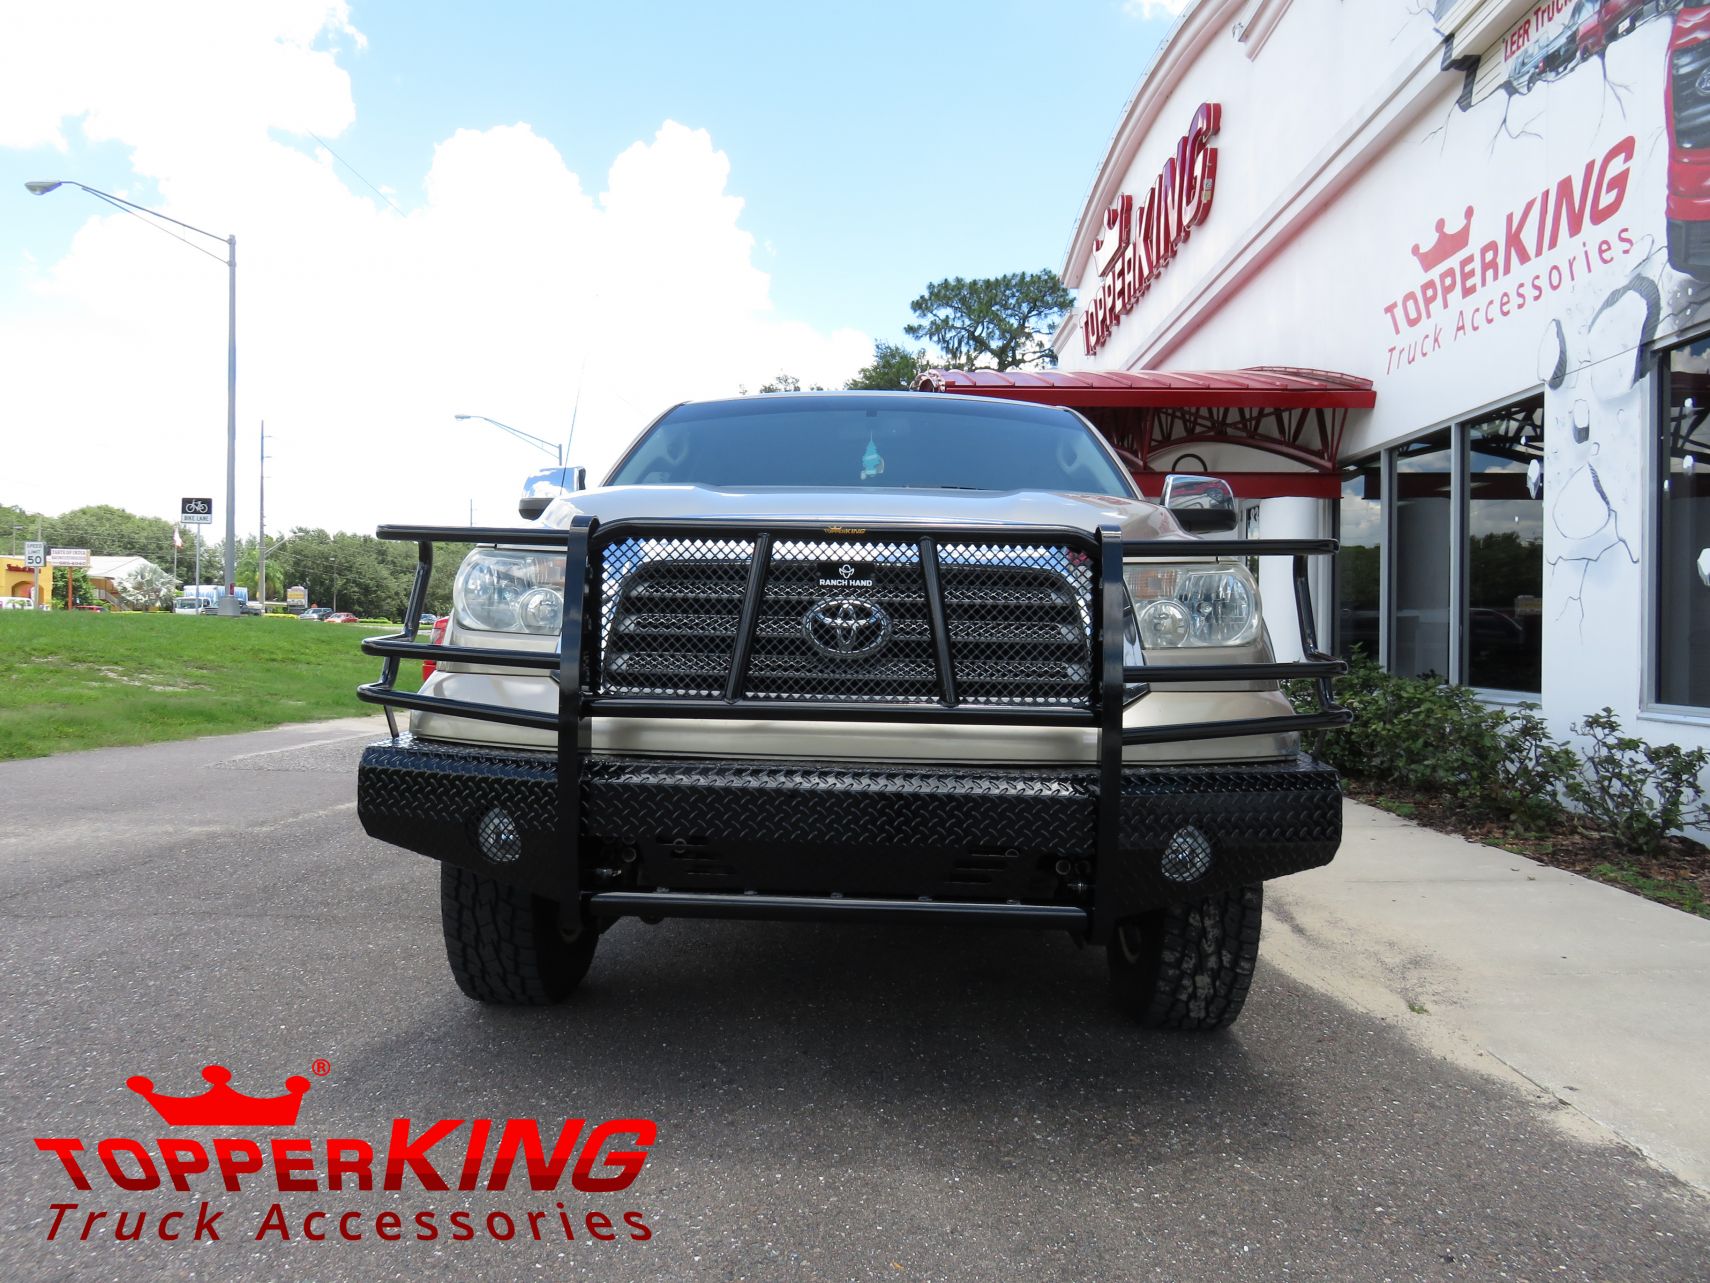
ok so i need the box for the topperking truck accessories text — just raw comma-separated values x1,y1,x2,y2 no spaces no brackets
354,392,1349,1029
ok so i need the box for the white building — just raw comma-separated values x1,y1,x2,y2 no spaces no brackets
932,0,1710,749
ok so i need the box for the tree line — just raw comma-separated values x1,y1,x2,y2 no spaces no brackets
2,501,466,620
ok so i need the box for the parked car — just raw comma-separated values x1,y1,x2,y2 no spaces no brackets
1579,0,1648,61
0,596,33,610
299,606,333,621
325,611,361,624
353,392,1349,1029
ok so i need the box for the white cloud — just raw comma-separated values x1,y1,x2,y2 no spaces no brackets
1121,0,1192,20
1,3,870,535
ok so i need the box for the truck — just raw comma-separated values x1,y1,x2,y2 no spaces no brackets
172,585,249,615
354,392,1348,1029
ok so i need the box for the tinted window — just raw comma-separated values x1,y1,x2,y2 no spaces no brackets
1659,337,1710,707
1392,430,1452,680
608,396,1135,497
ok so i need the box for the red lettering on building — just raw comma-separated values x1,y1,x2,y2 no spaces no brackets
1082,102,1221,355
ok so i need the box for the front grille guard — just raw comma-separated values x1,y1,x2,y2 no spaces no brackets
356,517,1350,931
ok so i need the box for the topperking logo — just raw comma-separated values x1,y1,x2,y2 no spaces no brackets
32,1061,656,1247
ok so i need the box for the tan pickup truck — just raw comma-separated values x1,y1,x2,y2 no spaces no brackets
355,392,1347,1029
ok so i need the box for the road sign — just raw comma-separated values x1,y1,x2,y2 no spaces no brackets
286,585,308,607
47,547,90,568
180,496,214,525
23,540,45,569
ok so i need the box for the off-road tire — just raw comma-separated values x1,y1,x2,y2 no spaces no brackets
440,864,597,1005
1106,884,1263,1030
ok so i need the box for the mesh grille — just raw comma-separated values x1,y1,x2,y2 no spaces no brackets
1674,40,1710,150
598,536,756,696
746,540,936,702
937,543,1093,707
595,532,1095,708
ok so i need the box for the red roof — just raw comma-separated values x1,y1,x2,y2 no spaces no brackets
914,366,1375,411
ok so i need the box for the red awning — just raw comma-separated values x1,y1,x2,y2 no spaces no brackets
914,365,1374,479
914,366,1375,411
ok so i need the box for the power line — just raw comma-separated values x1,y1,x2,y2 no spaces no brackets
309,132,407,217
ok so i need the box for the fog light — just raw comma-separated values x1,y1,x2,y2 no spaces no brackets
1161,825,1212,883
476,808,523,864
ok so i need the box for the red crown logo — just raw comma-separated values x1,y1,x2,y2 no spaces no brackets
1411,205,1475,272
126,1065,311,1127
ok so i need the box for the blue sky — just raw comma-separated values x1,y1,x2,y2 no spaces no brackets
0,0,1184,529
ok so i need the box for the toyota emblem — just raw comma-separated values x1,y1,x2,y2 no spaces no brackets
802,598,892,659
1699,67,1710,96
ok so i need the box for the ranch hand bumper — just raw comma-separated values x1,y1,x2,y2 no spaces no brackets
357,737,1342,940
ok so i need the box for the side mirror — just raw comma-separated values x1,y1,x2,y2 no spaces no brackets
1160,473,1237,534
517,465,588,520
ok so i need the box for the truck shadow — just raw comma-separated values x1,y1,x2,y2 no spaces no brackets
343,917,1321,1176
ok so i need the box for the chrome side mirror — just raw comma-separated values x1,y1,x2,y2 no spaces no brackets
517,465,588,520
1161,473,1237,534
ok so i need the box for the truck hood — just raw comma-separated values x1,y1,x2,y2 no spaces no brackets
540,484,1192,543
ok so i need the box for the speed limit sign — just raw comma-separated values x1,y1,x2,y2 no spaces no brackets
180,496,214,525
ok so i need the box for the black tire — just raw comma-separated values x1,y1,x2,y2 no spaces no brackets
1106,884,1263,1031
440,863,597,1005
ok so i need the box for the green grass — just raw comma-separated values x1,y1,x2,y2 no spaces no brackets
1590,863,1710,919
0,612,421,761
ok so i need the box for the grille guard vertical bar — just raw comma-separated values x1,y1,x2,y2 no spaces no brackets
557,515,596,906
917,535,958,707
725,532,773,702
1093,524,1125,943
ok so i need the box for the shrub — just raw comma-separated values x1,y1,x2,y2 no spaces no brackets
1291,655,1572,828
1564,709,1710,856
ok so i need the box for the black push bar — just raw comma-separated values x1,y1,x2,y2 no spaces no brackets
355,517,1351,915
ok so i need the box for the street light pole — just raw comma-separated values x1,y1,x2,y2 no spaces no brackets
223,234,238,613
26,179,242,615
258,420,266,610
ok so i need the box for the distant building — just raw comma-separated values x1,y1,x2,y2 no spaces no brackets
2,555,41,604
86,555,168,608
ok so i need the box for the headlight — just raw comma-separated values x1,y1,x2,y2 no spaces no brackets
1123,561,1261,648
453,548,565,635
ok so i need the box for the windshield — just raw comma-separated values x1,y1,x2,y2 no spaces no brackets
607,396,1135,497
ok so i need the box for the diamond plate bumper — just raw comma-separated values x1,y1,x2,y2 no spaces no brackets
358,735,1341,937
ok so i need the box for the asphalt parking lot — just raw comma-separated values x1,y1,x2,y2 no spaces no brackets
2,719,1708,1282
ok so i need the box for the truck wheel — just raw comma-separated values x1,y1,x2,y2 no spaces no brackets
440,863,597,1005
1106,884,1262,1031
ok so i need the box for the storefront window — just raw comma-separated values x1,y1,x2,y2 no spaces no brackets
1657,338,1710,708
1392,431,1452,679
1336,459,1381,661
1467,398,1544,693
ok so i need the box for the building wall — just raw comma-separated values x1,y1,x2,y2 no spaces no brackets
1058,0,1710,755
2,556,45,604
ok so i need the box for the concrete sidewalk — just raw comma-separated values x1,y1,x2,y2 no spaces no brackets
1265,800,1710,1193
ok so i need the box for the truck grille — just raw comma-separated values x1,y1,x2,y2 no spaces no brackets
1674,40,1710,151
596,534,1094,708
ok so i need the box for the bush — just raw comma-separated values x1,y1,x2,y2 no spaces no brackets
1297,662,1710,852
1564,709,1710,856
1293,656,1573,828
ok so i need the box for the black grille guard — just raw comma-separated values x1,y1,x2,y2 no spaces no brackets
356,517,1349,932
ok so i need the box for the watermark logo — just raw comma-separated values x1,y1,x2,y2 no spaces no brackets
32,1060,657,1248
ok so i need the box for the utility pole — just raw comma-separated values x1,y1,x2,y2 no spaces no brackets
257,420,267,611
331,555,339,613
